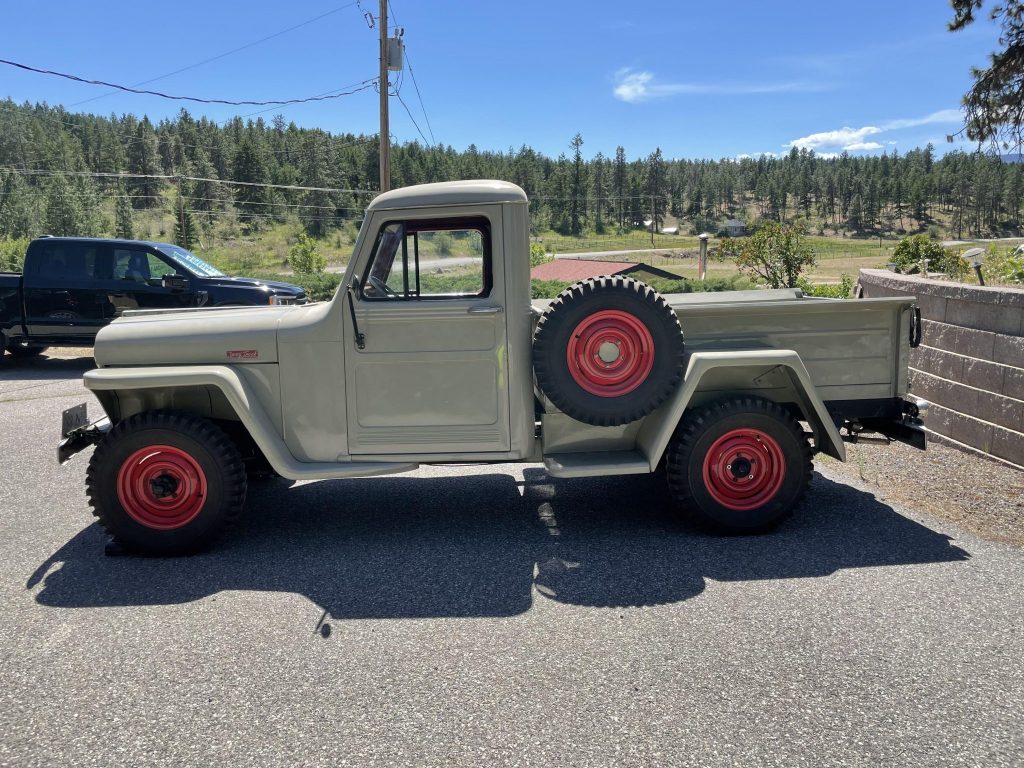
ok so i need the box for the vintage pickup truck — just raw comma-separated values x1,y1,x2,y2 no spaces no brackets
60,180,927,555
1,236,306,357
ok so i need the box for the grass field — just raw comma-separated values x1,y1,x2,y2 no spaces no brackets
120,201,1021,288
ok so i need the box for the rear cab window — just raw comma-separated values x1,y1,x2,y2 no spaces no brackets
29,242,104,281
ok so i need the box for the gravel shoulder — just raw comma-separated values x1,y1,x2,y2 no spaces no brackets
819,438,1024,548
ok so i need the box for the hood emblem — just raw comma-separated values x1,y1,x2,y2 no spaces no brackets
227,349,259,360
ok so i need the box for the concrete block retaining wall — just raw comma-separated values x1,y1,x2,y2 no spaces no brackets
857,269,1024,469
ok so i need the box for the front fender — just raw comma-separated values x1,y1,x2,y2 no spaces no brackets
637,350,846,468
83,366,414,480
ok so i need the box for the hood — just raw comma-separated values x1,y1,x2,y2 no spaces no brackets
93,305,297,367
207,276,305,295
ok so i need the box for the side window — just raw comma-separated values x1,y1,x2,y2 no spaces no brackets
113,249,176,283
362,216,491,300
31,243,98,281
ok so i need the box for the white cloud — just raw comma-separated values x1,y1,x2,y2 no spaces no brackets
881,109,962,130
785,108,965,154
816,152,840,160
787,126,881,151
733,151,780,161
612,68,828,103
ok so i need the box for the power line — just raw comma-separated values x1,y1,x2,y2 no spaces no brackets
223,79,382,124
404,49,437,147
68,2,362,108
385,1,437,146
0,58,378,107
393,88,431,147
0,99,378,160
1,167,377,195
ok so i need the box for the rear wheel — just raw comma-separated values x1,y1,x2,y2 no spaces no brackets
665,397,812,533
86,410,247,555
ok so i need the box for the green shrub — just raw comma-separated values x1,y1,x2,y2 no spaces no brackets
0,237,30,272
978,244,1024,285
891,235,967,279
254,271,341,301
288,233,326,275
797,273,854,298
529,242,552,267
530,273,755,300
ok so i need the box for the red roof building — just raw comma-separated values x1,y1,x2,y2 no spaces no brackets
530,258,680,282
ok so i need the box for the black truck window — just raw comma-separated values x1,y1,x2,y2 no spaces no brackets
30,243,100,280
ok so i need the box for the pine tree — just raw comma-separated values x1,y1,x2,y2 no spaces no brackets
174,188,196,250
569,134,586,236
44,175,82,235
612,146,627,231
115,189,134,239
126,118,162,207
645,148,666,231
232,134,270,230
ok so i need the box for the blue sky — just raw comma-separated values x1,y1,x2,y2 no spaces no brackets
0,1,1004,162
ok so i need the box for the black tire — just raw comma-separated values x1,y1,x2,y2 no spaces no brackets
86,410,247,555
6,342,47,358
533,276,684,426
665,397,812,533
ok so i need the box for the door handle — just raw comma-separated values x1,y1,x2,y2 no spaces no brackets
467,305,504,314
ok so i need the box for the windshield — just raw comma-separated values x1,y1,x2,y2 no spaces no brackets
157,244,226,277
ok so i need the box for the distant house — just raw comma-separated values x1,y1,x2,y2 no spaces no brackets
660,226,680,235
725,219,746,237
531,258,681,284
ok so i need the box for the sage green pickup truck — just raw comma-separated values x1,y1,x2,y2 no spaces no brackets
60,180,927,555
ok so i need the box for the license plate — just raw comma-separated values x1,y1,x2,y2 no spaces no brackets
61,403,88,437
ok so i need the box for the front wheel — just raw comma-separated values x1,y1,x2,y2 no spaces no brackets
665,397,812,533
86,410,247,555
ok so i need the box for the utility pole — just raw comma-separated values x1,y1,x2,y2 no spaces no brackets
378,0,391,192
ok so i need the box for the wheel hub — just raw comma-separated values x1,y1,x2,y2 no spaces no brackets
566,310,655,397
149,474,180,499
117,445,207,530
702,428,786,511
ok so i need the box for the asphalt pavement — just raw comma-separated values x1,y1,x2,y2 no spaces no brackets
2,354,1022,767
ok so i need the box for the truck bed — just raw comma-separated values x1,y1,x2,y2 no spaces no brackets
532,288,916,403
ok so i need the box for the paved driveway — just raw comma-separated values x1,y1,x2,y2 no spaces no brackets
2,355,1022,767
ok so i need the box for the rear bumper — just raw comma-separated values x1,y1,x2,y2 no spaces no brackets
843,397,930,451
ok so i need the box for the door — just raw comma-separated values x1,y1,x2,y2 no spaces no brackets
24,241,108,339
345,213,511,456
106,247,191,315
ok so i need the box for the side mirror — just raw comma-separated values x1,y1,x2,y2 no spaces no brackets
162,274,190,291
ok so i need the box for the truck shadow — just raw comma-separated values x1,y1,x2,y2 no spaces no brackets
0,354,94,382
28,470,969,620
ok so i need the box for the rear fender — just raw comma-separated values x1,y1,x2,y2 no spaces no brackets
637,350,846,467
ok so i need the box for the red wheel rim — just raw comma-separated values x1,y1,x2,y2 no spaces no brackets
702,428,786,511
116,445,208,530
566,310,655,397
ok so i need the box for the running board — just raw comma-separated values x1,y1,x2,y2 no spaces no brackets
544,450,651,478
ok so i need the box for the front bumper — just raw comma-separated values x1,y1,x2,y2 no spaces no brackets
58,403,110,464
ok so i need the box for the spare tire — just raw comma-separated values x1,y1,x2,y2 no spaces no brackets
533,276,684,426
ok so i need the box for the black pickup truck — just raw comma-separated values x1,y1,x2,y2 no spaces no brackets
1,237,306,357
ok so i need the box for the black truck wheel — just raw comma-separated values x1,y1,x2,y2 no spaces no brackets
86,410,247,555
533,276,684,426
5,342,47,358
665,397,812,533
